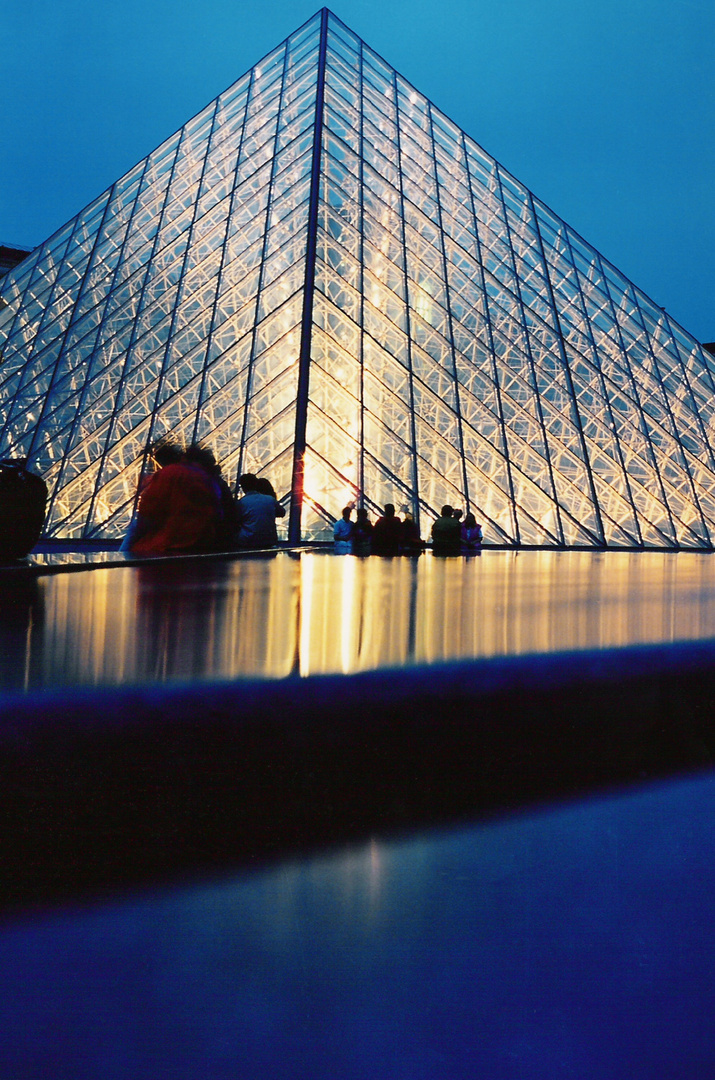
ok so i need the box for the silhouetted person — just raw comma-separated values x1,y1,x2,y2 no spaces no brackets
0,458,47,560
184,443,238,551
353,507,373,555
461,512,483,551
255,476,286,518
333,506,354,554
120,440,183,552
372,503,402,556
431,505,461,553
234,473,282,550
400,510,424,554
131,444,220,556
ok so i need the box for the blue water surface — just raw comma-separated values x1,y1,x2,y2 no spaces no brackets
2,771,714,1079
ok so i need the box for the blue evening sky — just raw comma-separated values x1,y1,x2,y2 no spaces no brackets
2,0,713,341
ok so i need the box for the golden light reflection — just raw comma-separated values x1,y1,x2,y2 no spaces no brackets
299,553,314,677
7,549,715,693
341,554,357,673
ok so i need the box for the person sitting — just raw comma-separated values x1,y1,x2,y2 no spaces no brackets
352,507,373,556
371,503,403,556
0,458,47,561
431,505,461,553
183,443,238,552
400,510,424,554
255,476,286,518
461,512,483,551
333,506,354,554
130,447,220,556
120,440,183,552
234,473,282,550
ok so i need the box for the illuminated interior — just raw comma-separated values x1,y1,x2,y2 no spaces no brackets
2,9,715,547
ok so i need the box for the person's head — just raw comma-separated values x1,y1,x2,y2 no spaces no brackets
384,503,395,518
184,442,218,473
151,440,183,468
453,508,463,521
463,512,477,527
441,505,453,517
341,506,352,521
239,473,258,493
356,508,369,522
255,476,277,497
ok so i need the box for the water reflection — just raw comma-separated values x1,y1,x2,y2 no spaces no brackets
0,576,44,691
2,773,713,1077
5,550,715,692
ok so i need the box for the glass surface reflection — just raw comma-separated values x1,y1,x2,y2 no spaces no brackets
5,549,715,692
1,774,713,1078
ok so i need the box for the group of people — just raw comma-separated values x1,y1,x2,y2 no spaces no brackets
431,505,483,553
123,441,484,559
333,503,482,556
121,441,284,556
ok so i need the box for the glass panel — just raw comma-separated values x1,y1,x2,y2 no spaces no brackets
5,12,715,548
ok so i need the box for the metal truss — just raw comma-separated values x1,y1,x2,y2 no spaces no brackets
2,7,715,548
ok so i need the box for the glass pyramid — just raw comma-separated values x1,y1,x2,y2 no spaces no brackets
2,7,715,548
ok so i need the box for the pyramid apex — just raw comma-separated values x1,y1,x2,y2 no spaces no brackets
2,11,713,549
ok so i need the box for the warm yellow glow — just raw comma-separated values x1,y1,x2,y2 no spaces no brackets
340,554,358,673
16,551,715,694
298,552,314,677
413,291,432,324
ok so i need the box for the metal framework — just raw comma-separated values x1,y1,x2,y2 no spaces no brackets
2,8,715,547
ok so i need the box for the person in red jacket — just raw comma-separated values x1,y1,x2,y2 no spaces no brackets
120,441,183,552
130,453,219,556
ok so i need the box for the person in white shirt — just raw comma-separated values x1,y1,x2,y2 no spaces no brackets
333,506,354,554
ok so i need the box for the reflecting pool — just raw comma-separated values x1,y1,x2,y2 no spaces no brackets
4,549,715,692
2,771,715,1078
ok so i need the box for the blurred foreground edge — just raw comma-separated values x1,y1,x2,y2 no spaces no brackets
1,641,714,915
